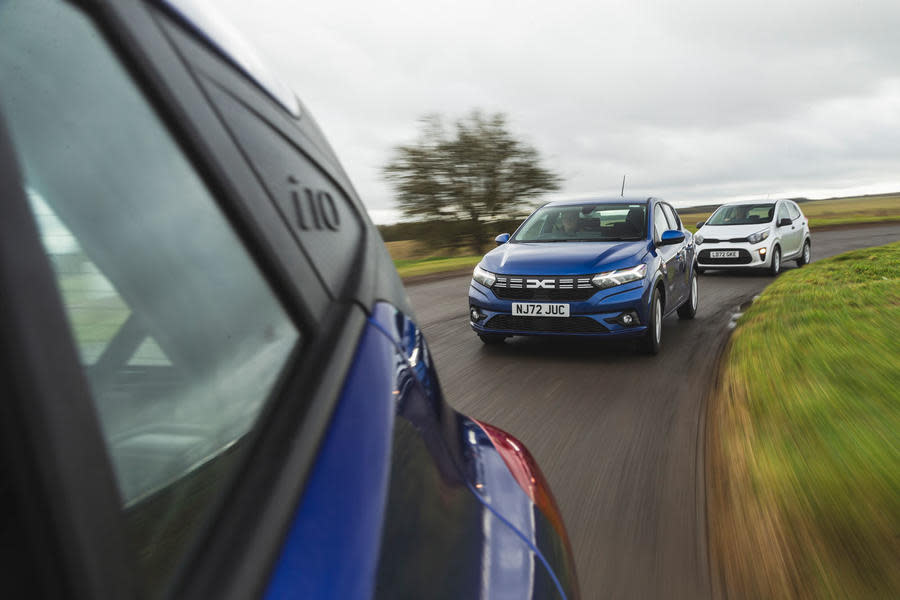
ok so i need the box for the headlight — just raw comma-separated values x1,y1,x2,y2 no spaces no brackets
747,229,770,244
472,265,496,287
591,263,647,289
695,234,704,245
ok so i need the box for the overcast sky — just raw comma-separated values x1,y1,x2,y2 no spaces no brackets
216,0,900,223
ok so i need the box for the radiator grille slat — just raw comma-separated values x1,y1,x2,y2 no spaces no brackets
492,274,597,301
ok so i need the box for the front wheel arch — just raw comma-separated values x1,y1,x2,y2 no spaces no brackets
769,244,782,276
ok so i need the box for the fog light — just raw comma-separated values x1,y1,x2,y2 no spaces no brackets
470,307,485,322
759,247,767,259
606,310,640,327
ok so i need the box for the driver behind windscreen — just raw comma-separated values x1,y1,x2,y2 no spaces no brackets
560,209,579,234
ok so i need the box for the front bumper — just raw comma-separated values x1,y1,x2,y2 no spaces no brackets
696,240,773,269
468,279,650,338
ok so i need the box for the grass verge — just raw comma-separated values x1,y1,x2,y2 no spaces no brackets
708,241,900,598
394,255,482,279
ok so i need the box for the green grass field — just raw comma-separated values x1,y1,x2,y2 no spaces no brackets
708,242,900,598
394,255,482,278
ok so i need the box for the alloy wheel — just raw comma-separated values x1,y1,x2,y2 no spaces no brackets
654,297,662,345
691,276,698,310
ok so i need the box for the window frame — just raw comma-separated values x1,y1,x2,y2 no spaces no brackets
0,1,372,598
777,202,791,223
652,203,668,243
661,203,681,231
0,105,135,600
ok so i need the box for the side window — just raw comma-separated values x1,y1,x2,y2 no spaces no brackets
653,205,668,242
777,203,790,223
0,1,300,592
788,202,802,220
661,204,680,230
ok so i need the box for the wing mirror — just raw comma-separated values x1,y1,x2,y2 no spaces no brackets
777,218,792,227
696,221,705,229
658,230,686,246
495,233,510,245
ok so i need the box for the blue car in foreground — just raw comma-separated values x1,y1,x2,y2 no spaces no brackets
469,198,699,354
0,1,578,598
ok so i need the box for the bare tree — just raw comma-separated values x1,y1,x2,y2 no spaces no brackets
384,111,562,252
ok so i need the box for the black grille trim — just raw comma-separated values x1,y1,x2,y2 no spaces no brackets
699,237,749,244
485,315,608,333
698,248,753,264
492,275,596,301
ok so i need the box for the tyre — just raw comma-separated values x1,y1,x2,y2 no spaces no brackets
641,287,663,355
677,271,698,320
769,245,781,276
796,240,811,267
478,334,506,345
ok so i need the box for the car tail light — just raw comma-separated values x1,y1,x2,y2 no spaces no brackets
473,419,574,556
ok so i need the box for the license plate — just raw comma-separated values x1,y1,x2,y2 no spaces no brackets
511,302,570,317
710,250,739,258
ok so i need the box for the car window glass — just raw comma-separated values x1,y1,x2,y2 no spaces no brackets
0,1,300,591
512,203,646,242
706,203,775,226
777,203,790,222
788,203,801,220
653,205,667,241
661,204,680,230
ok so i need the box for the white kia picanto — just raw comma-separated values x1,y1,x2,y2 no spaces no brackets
694,200,812,276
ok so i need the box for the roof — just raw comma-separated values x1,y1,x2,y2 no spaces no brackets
718,199,778,206
544,196,654,207
161,0,301,117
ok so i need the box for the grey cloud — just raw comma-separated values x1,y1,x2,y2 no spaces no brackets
216,0,900,218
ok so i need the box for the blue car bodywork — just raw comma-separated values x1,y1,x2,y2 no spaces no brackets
0,1,580,598
469,198,697,350
267,304,578,599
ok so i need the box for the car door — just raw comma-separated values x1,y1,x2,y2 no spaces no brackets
776,202,802,256
653,203,683,310
788,202,808,242
661,203,689,305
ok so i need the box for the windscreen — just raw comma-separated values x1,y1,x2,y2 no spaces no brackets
512,203,647,242
706,203,775,226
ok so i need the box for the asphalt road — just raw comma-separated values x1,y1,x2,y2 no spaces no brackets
407,224,900,599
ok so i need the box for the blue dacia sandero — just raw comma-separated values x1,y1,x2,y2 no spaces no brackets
469,197,699,354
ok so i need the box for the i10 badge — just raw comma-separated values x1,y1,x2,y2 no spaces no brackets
512,302,570,317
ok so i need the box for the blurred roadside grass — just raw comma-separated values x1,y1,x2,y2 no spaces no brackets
385,240,484,279
708,242,900,598
393,255,482,278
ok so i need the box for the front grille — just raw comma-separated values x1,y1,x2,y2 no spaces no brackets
492,275,596,301
699,237,748,244
485,315,608,333
698,248,753,264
